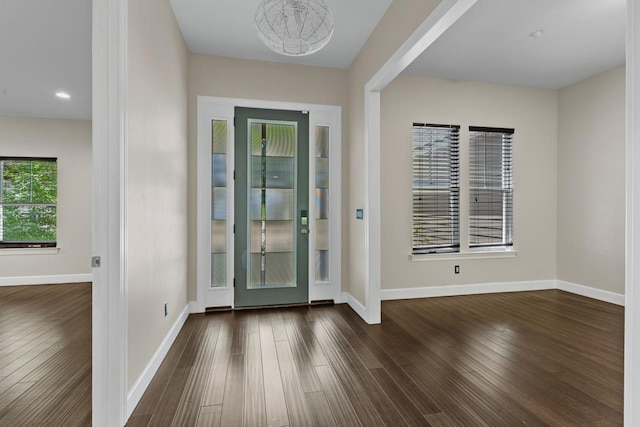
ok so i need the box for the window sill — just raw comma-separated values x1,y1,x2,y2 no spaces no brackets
0,247,60,256
410,249,517,262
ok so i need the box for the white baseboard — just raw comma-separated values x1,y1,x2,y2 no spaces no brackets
0,273,93,287
188,300,204,314
340,292,367,321
126,304,190,420
381,280,556,301
557,280,625,306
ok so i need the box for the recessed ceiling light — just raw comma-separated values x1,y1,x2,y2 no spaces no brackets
55,91,71,99
529,29,544,40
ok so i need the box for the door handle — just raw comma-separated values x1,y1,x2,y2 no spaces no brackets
301,228,309,235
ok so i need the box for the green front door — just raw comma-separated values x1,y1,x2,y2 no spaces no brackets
234,108,309,307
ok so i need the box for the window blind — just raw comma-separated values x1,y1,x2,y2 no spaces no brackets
412,124,460,253
469,126,513,248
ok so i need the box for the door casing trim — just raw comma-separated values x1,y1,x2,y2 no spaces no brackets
196,97,342,311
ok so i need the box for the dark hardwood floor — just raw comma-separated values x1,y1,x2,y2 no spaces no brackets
128,290,624,426
0,283,92,426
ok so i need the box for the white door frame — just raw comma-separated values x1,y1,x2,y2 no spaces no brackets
92,0,128,425
626,0,640,424
195,96,342,312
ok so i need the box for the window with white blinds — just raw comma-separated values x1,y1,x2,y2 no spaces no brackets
412,124,460,253
469,126,514,248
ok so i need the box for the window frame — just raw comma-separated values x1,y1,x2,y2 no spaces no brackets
0,156,58,249
468,126,514,250
411,123,461,254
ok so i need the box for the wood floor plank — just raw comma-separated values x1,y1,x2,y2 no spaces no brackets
275,340,313,426
202,314,233,406
304,390,337,427
314,365,361,427
196,405,222,427
259,321,289,427
172,321,221,427
219,354,245,427
244,332,267,427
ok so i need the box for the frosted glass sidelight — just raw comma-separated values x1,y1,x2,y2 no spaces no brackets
212,120,227,154
316,219,329,251
315,126,329,158
212,154,227,187
211,119,228,288
315,189,329,219
211,253,226,287
315,251,329,282
314,126,330,282
211,187,227,220
316,158,329,189
211,220,226,253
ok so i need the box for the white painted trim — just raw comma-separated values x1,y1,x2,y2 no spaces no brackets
126,304,189,420
381,280,555,301
558,281,625,306
0,274,93,287
341,292,367,321
0,247,60,256
410,249,517,262
197,96,342,310
362,0,478,326
92,0,128,425
188,300,203,314
627,0,640,424
379,280,626,307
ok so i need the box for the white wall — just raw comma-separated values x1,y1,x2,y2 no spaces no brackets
187,53,349,302
127,0,189,389
558,66,626,294
0,116,91,280
381,75,559,289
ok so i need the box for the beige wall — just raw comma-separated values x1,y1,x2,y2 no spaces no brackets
347,0,441,303
557,66,626,294
127,0,189,388
0,117,91,279
381,75,559,289
187,53,349,301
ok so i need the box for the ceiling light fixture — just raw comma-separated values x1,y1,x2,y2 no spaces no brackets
255,0,335,57
55,91,71,99
529,29,544,40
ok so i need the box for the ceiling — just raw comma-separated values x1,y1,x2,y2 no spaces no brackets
0,0,628,121
0,0,92,120
404,0,626,90
168,0,393,69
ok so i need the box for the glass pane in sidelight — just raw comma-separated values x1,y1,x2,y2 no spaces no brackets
315,126,329,158
315,250,329,282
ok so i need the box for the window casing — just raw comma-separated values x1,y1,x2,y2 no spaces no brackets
0,157,57,248
412,124,460,254
469,127,513,249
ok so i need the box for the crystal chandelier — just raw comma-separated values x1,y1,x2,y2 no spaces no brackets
255,0,335,57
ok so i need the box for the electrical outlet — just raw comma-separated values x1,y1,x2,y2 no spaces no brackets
454,265,460,274
164,303,168,317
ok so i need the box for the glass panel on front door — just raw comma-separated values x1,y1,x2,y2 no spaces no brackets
249,122,297,289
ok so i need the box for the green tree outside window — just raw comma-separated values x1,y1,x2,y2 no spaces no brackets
0,158,57,246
